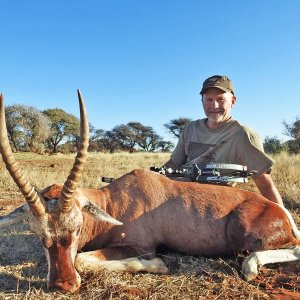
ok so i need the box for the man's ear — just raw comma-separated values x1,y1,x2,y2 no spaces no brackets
231,96,237,107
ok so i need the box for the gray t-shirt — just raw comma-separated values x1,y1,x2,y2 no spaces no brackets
171,118,273,177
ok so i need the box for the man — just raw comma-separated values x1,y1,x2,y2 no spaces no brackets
164,75,284,207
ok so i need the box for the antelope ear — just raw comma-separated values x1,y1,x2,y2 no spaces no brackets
0,204,30,228
82,201,123,226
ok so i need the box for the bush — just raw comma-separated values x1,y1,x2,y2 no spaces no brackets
263,136,285,154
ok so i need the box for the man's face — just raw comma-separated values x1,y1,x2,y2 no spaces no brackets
201,88,236,128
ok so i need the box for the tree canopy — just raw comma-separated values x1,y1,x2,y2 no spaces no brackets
283,117,300,154
5,104,51,153
6,102,299,156
263,136,285,154
88,122,173,153
43,108,80,153
164,117,192,138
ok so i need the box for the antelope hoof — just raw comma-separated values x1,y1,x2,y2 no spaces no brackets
242,255,259,281
244,270,259,282
151,258,169,274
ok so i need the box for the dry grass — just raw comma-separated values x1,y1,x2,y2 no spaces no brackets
271,152,300,205
0,151,299,299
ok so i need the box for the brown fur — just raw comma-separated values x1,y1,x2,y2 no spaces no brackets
42,169,298,257
38,168,299,292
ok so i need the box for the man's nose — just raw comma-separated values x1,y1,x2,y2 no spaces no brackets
210,100,220,109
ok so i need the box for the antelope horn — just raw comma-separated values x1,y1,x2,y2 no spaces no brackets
59,90,89,213
0,94,46,216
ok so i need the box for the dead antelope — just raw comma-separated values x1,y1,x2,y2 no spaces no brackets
0,92,299,293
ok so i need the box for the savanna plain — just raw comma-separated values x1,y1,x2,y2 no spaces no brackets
0,152,299,300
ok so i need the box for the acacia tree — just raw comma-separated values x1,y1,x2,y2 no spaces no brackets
156,140,174,152
128,122,162,152
89,128,107,152
5,105,24,151
102,130,122,153
5,105,51,152
111,124,137,152
164,117,192,138
283,117,300,154
90,128,105,142
85,121,175,153
43,108,80,153
89,128,124,153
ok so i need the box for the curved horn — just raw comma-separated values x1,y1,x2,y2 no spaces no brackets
59,90,89,213
0,94,46,216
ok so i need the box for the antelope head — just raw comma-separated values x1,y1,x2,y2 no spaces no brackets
0,91,121,292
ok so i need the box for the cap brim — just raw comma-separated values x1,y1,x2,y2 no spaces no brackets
200,86,233,95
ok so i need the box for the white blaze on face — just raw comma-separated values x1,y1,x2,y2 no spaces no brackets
43,228,82,288
70,229,82,267
35,200,84,289
69,230,82,285
44,248,51,285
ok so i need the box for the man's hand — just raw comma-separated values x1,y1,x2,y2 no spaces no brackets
254,173,284,207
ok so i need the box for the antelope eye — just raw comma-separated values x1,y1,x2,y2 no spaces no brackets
59,237,69,247
42,237,53,249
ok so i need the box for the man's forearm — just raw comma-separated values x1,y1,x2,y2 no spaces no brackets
254,174,284,207
258,184,284,207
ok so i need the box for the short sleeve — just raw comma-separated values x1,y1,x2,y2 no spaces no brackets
239,128,274,177
170,127,188,166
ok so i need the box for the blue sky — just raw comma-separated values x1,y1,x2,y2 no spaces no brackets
1,0,299,143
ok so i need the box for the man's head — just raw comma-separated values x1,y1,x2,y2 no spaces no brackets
200,75,236,129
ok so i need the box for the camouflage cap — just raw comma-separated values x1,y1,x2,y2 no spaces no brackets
200,75,234,95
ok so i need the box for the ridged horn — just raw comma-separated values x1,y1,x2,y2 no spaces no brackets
59,90,89,213
0,94,46,216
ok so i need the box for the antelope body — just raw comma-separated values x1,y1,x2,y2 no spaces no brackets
0,92,299,293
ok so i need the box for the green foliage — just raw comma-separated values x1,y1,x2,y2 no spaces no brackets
43,108,80,153
127,122,161,152
164,117,192,138
263,136,285,154
5,104,51,153
156,140,174,152
283,117,300,154
87,122,173,153
284,140,300,154
112,124,137,150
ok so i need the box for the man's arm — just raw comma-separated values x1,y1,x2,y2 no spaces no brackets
253,173,284,207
